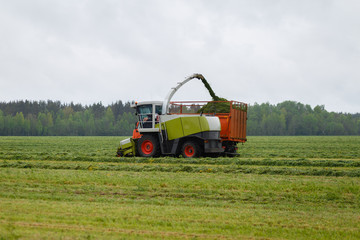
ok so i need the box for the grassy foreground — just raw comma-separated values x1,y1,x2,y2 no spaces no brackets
0,136,359,239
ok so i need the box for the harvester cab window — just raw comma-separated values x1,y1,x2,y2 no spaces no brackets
137,104,153,128
155,105,162,124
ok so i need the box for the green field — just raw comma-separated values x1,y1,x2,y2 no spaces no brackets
0,136,359,239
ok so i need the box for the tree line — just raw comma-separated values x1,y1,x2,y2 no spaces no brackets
247,101,360,135
0,100,136,136
0,100,359,136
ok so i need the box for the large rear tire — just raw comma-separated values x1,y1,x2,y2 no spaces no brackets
137,135,159,157
181,140,201,158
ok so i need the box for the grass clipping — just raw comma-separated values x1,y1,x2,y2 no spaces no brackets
191,73,230,113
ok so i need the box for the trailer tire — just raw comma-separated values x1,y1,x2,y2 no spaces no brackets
137,135,159,157
223,141,238,157
181,140,201,158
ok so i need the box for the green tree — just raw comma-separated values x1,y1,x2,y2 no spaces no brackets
84,109,95,135
36,119,43,135
302,114,319,135
100,107,115,135
24,118,31,135
13,112,25,135
261,112,286,135
342,114,358,135
4,115,14,135
325,122,345,135
38,112,54,135
247,103,262,135
0,110,4,135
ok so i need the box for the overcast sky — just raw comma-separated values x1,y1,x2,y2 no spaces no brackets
0,0,359,113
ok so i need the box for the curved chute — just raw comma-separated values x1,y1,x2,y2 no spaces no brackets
162,73,219,114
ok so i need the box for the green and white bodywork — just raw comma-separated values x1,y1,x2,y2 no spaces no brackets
158,115,220,141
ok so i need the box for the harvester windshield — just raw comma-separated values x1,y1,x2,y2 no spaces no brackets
135,102,162,129
137,104,152,128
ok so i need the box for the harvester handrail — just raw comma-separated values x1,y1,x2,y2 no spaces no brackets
168,100,247,115
170,100,247,105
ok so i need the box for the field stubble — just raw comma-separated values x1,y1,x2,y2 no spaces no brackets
0,136,359,239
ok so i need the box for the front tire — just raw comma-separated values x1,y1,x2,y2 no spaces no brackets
181,141,201,158
137,135,159,157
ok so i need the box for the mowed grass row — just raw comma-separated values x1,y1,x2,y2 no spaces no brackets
1,136,360,177
2,159,360,177
1,136,360,160
0,136,360,239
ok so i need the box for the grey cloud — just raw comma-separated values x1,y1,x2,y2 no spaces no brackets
0,0,359,113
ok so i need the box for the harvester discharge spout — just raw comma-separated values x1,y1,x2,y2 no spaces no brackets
162,73,220,115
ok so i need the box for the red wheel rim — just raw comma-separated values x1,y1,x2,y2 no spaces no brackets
184,145,195,157
141,140,154,155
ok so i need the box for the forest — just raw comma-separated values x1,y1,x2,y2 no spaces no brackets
0,100,136,136
0,100,359,136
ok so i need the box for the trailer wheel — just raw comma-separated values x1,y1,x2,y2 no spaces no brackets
137,135,159,157
181,141,201,158
223,141,238,157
